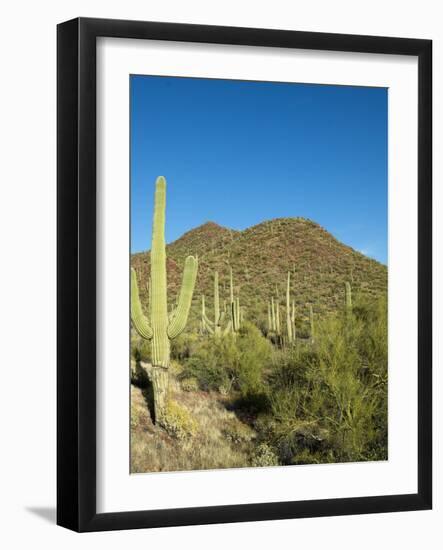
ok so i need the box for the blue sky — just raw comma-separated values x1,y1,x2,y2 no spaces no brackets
131,75,387,264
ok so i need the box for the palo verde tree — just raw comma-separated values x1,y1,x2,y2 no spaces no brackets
131,176,198,426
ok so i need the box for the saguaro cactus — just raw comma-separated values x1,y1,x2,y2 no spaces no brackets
131,176,198,426
275,301,281,336
268,302,273,333
309,304,315,343
286,272,293,343
202,271,231,336
270,297,277,332
345,281,352,311
229,267,242,333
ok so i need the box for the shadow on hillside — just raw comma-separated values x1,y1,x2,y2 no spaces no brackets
222,392,269,427
133,362,156,424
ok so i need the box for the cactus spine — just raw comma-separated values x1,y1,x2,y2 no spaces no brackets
131,177,198,425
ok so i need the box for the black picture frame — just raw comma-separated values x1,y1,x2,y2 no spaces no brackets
57,17,432,532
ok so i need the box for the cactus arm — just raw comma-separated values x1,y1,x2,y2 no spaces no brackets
223,320,232,336
131,268,153,340
167,255,198,339
202,312,215,328
231,301,237,332
202,295,214,328
276,302,281,335
268,302,272,332
231,297,241,332
168,306,177,323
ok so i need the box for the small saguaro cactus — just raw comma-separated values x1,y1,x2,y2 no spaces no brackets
268,296,281,335
201,271,232,336
345,281,352,311
275,301,281,336
229,267,242,333
271,297,277,332
286,272,293,343
309,304,315,343
268,302,273,333
131,176,198,426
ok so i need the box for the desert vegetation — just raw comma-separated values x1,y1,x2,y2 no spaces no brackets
130,177,388,473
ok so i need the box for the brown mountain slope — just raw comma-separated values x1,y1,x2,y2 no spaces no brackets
131,217,387,329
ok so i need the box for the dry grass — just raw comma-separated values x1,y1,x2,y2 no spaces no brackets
130,372,256,473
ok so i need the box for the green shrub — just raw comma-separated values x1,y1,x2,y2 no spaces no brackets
132,338,151,362
163,401,198,440
251,443,279,467
223,419,255,444
182,323,272,399
181,337,232,391
171,333,199,361
180,376,200,392
254,295,387,465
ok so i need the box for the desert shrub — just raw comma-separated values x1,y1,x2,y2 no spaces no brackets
171,333,199,361
132,338,151,363
312,298,387,461
234,323,273,397
180,337,233,391
255,295,388,465
182,323,272,399
251,443,279,467
163,401,198,440
222,419,255,444
180,376,200,392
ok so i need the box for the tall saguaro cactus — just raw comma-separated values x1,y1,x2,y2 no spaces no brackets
131,176,198,426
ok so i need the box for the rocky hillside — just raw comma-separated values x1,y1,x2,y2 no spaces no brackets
131,218,387,329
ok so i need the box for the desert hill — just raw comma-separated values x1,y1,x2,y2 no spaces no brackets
131,217,387,329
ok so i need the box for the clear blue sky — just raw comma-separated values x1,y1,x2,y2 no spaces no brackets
131,75,387,264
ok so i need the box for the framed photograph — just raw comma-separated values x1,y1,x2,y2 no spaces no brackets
57,17,432,532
